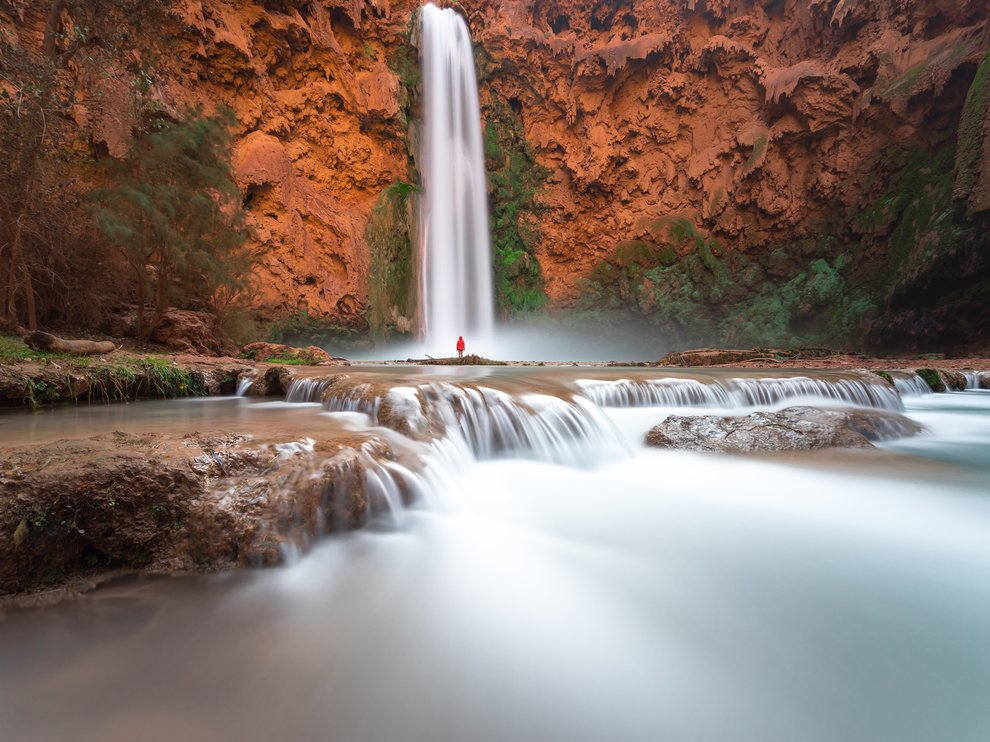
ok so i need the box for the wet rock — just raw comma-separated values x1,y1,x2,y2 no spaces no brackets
0,429,409,596
645,406,923,453
244,366,293,397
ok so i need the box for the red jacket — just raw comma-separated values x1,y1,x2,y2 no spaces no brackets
456,337,465,351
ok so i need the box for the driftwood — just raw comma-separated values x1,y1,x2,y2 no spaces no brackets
25,331,117,356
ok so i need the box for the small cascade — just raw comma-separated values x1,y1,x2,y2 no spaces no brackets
361,444,408,529
727,376,902,410
324,384,381,417
576,374,902,411
285,377,341,405
964,372,983,390
316,380,629,467
236,377,254,396
577,378,732,408
418,384,630,467
888,372,934,397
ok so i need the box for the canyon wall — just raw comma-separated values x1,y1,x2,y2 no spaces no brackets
2,0,989,349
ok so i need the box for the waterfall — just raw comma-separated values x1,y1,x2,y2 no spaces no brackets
576,374,904,411
419,3,495,354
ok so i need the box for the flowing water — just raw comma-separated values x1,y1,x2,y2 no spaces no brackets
419,4,494,353
1,367,989,742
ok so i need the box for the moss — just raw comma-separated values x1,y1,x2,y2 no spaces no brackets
873,370,894,385
954,48,990,207
483,100,550,314
578,236,874,349
741,135,768,178
882,62,927,99
915,368,945,392
366,181,417,341
268,311,371,351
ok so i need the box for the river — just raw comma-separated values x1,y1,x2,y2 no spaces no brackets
1,367,989,742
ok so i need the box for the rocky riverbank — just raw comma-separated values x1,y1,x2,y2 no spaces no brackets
4,340,990,602
0,422,416,603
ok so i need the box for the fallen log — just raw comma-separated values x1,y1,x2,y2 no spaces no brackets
25,331,117,356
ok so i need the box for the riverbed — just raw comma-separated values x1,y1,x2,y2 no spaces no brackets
1,368,988,742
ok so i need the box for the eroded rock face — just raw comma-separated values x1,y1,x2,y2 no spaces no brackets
3,1,987,343
645,405,924,452
463,0,989,307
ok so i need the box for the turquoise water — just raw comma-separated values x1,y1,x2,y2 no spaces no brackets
1,372,988,742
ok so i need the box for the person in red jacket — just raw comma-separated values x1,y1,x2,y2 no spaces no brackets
456,336,465,360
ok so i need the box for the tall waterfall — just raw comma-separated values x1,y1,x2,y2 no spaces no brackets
419,3,494,354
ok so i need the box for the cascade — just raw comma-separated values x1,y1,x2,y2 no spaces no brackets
888,371,935,396
419,4,494,353
575,374,903,411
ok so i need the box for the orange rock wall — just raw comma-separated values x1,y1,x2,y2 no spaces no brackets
462,0,990,303
4,0,988,322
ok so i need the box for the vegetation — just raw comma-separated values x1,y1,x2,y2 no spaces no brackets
483,100,550,314
0,334,213,407
915,368,945,392
954,48,990,210
268,311,372,351
366,182,417,341
0,0,174,333
579,220,874,349
90,109,251,340
855,128,988,348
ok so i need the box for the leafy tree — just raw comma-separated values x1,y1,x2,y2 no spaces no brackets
0,0,173,331
91,109,252,339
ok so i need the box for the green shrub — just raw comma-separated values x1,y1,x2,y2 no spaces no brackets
367,182,418,341
484,100,550,315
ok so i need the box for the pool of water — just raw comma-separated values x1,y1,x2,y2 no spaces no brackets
1,369,988,742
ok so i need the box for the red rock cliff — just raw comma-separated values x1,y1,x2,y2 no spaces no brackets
3,0,989,346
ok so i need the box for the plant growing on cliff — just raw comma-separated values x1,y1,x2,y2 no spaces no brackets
0,0,174,333
90,109,251,340
366,182,417,341
954,48,990,211
579,218,875,349
483,100,550,315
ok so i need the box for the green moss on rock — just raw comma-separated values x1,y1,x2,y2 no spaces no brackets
484,100,550,314
954,48,990,213
915,368,945,392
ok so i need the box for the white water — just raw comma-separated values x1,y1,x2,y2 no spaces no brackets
419,4,494,354
3,372,990,741
577,373,902,410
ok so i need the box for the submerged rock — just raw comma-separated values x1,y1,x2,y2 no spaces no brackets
645,406,923,453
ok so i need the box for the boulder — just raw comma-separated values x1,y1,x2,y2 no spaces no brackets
240,341,347,365
645,406,923,453
110,306,232,356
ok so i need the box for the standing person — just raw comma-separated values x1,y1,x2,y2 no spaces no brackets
456,335,465,360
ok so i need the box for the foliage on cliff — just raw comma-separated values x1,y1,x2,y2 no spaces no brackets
366,181,417,341
579,220,873,349
483,100,550,315
90,109,251,341
954,48,990,214
857,135,990,350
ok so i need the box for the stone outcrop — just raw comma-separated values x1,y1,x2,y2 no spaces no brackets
240,341,348,365
645,405,924,452
465,1,989,302
0,427,410,596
